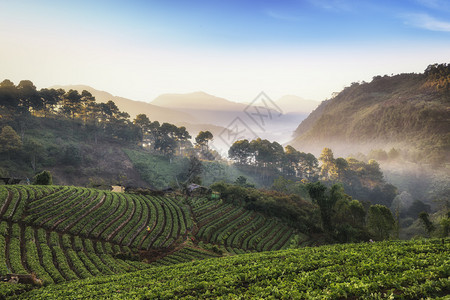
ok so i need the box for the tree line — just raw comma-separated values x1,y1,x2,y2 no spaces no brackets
0,79,215,159
228,139,397,208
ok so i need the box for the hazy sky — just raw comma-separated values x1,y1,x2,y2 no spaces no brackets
1,0,449,103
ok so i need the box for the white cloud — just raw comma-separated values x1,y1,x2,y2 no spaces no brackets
402,13,450,32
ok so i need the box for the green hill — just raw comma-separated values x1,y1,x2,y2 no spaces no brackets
12,238,450,299
291,64,450,164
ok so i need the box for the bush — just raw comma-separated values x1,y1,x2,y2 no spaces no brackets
33,170,52,185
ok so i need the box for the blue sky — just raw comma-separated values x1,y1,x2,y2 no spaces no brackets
1,0,449,102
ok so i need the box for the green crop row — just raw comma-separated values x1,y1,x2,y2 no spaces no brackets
57,191,105,233
16,239,450,299
78,193,114,237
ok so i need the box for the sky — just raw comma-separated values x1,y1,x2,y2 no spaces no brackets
1,0,449,103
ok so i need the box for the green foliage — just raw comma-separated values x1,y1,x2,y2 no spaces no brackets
367,204,395,240
0,125,22,154
211,181,317,233
33,170,52,185
15,239,450,299
234,175,254,188
418,211,435,236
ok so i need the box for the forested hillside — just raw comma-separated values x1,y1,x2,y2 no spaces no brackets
291,64,450,164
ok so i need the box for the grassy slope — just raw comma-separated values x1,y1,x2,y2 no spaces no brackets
0,115,260,188
124,149,260,189
14,239,450,299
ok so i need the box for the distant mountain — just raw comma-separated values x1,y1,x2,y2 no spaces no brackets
290,64,450,163
151,91,246,111
276,95,320,114
51,85,197,124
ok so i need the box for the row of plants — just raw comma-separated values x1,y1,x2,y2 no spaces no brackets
191,198,299,252
14,239,449,299
0,220,152,284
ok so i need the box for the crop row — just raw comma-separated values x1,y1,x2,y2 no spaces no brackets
17,239,450,299
0,221,151,284
152,246,220,267
2,186,190,252
190,198,297,252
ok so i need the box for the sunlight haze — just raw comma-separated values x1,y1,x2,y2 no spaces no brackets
1,0,449,102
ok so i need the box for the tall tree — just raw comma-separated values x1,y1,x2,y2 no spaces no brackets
367,204,395,240
195,131,213,152
0,79,19,111
63,89,82,120
319,147,336,180
39,88,64,117
134,113,151,142
228,139,251,165
17,80,42,113
307,181,337,232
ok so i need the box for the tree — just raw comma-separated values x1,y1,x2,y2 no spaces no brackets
0,126,22,154
367,204,395,240
195,131,213,152
39,88,64,117
33,170,52,185
17,80,42,113
418,211,435,236
134,113,151,142
334,157,349,181
184,155,203,185
62,89,82,120
80,90,96,123
228,139,251,165
234,176,254,188
306,181,339,232
154,123,179,156
284,145,300,176
319,147,335,179
0,79,19,111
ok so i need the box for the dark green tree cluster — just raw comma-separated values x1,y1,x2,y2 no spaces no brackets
307,182,394,242
133,113,193,157
228,138,317,183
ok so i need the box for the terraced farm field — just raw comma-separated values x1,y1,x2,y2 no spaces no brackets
0,185,304,296
0,185,448,298
13,238,450,299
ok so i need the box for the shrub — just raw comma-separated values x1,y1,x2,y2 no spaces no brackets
33,170,52,185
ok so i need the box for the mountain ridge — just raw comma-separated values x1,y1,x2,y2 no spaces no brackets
290,64,450,163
